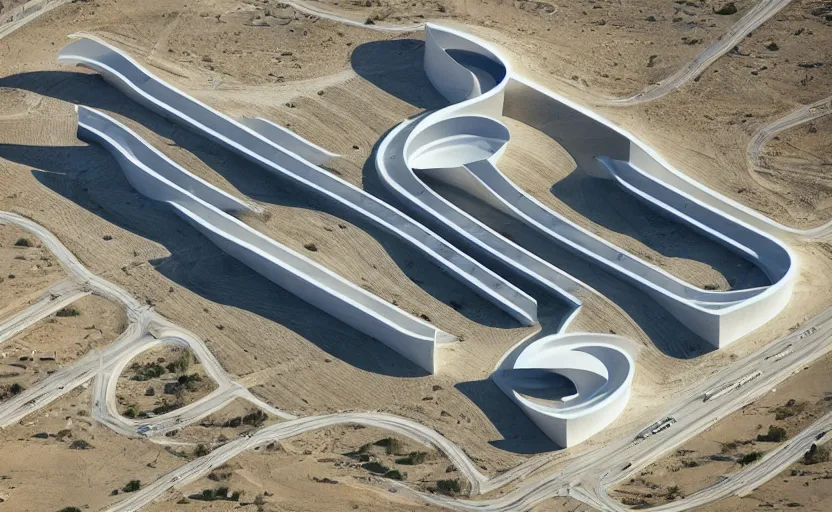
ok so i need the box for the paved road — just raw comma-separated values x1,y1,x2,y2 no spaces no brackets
0,278,89,346
0,208,830,512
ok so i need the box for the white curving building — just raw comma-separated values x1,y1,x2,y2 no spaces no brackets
377,24,796,446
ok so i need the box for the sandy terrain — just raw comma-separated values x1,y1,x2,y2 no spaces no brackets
708,457,832,511
0,0,830,510
611,347,832,507
0,225,66,320
1,294,125,402
145,424,466,510
167,398,279,446
0,387,187,511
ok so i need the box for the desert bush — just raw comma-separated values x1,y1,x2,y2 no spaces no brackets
396,451,428,465
361,461,389,474
56,307,81,317
166,356,190,374
435,479,461,495
757,425,788,443
131,363,165,381
738,451,764,466
242,410,268,427
13,238,31,247
774,400,807,420
374,437,404,455
194,444,210,457
69,439,92,450
122,480,141,493
666,485,683,500
384,469,407,480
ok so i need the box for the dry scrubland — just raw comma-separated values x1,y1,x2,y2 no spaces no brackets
1,293,126,401
144,425,466,511
0,0,830,510
0,387,187,511
0,225,66,318
612,348,832,507
116,344,216,420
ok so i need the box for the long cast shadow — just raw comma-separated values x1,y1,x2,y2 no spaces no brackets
351,39,448,111
0,70,515,329
502,87,769,290
0,141,428,378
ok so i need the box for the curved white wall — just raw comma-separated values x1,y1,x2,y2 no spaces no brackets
493,333,636,447
385,23,796,350
77,106,453,373
58,35,538,329
376,23,797,445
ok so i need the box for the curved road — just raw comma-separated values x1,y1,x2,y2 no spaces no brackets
1,202,831,512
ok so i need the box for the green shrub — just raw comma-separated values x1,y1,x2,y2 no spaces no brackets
194,444,210,457
666,485,683,500
9,382,24,395
190,487,240,501
774,400,807,420
757,425,788,443
396,451,428,465
131,363,166,381
361,461,389,474
374,437,404,455
14,238,31,247
738,451,764,466
166,356,190,374
242,410,268,427
58,508,82,512
69,439,92,450
123,480,141,493
436,479,461,495
55,307,80,317
123,406,138,419
384,469,407,480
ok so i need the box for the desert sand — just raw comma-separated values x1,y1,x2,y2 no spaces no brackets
0,0,830,510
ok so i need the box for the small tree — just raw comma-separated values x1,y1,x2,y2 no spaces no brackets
436,479,461,495
738,451,764,466
666,485,683,500
757,425,788,443
122,480,141,493
194,444,210,457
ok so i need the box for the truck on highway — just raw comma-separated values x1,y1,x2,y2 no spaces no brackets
636,416,677,441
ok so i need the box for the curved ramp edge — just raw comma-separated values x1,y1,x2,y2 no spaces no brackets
377,23,796,445
77,105,451,373
239,116,340,166
395,23,795,350
57,33,538,329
